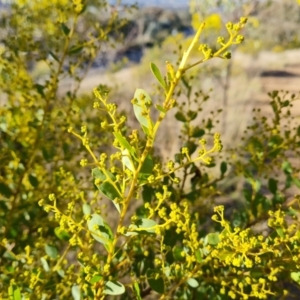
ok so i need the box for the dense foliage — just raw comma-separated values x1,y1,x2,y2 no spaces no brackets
1,1,300,299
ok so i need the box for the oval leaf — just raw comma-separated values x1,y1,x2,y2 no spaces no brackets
187,278,199,288
87,214,113,246
54,227,70,241
103,281,125,295
204,232,220,246
147,269,165,294
150,62,166,89
133,89,153,131
72,285,81,300
8,284,21,300
175,111,187,122
40,257,50,272
220,161,227,175
45,244,58,259
82,203,91,215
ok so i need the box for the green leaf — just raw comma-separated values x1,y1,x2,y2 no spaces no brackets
61,23,70,36
87,214,113,246
220,161,227,175
99,182,120,202
293,177,300,189
183,141,197,155
103,281,125,295
187,110,197,121
49,51,59,62
291,272,300,284
90,275,102,284
0,182,13,197
45,244,58,259
147,269,165,294
204,232,220,246
133,89,153,131
127,218,157,235
82,203,91,215
172,246,185,261
92,168,107,181
268,178,277,194
54,227,70,241
282,161,292,174
195,249,202,263
68,45,83,55
155,104,166,113
57,269,65,278
35,84,45,96
8,284,21,300
150,62,166,90
139,154,154,179
92,168,121,213
114,132,137,159
297,125,300,137
276,227,284,238
134,282,142,300
72,285,81,300
192,127,205,138
187,278,199,288
29,174,39,187
175,111,187,122
142,185,154,203
122,149,136,172
40,257,50,272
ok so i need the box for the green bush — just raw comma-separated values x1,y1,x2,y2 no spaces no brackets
1,1,300,299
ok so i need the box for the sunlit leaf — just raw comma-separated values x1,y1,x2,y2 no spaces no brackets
87,214,113,246
54,227,70,241
150,62,166,90
133,89,153,132
40,257,50,272
187,278,199,288
72,285,81,300
82,203,91,215
114,132,137,159
204,232,220,246
8,284,21,300
103,281,125,295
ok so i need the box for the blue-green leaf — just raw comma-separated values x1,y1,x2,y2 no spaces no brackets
45,244,58,259
103,281,125,295
72,285,81,300
82,203,91,215
133,89,153,131
187,278,199,288
127,218,157,236
40,257,50,272
122,149,136,172
87,214,113,246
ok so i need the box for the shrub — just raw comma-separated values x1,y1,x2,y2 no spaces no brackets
1,2,300,300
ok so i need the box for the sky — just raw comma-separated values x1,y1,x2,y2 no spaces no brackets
110,0,189,8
